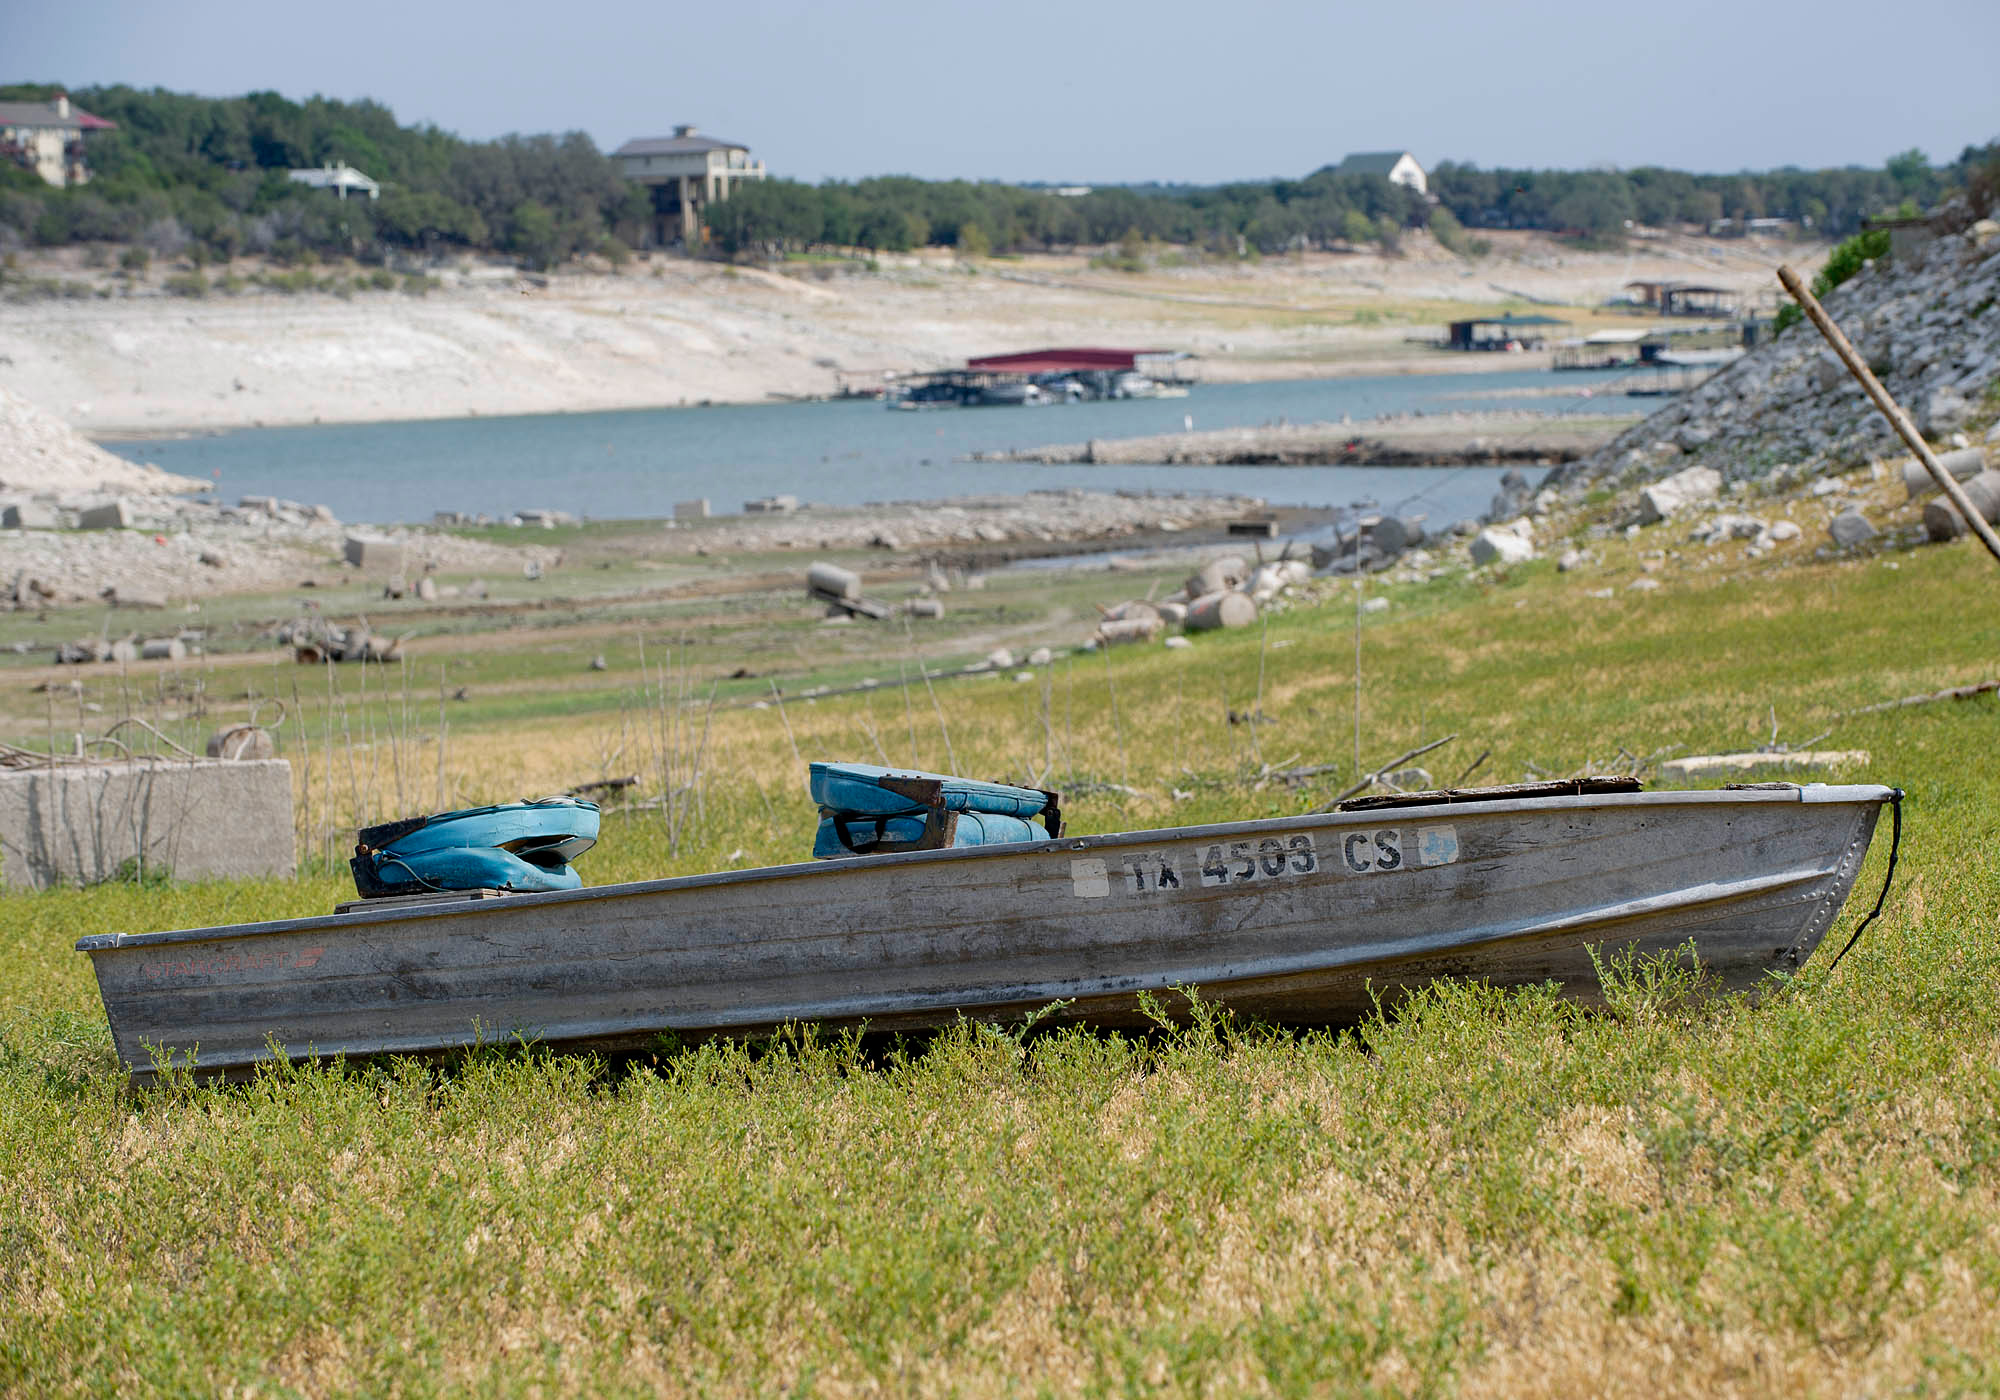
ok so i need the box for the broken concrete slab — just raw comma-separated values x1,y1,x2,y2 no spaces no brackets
1658,751,1870,783
1469,526,1535,567
0,757,295,889
1637,466,1723,525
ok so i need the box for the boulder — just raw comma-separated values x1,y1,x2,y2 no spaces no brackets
139,638,186,661
905,597,944,619
1469,526,1535,567
1921,385,1971,436
1768,520,1802,542
414,576,438,601
1827,510,1878,548
1637,466,1723,524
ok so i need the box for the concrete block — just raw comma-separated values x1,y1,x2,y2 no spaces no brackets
744,495,798,514
3,502,56,529
76,499,131,530
344,535,403,571
0,758,295,889
673,499,711,521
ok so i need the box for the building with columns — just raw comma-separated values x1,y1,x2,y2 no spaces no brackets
612,126,766,247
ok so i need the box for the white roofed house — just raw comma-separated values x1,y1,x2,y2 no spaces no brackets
613,126,766,248
1334,150,1428,197
0,93,117,188
287,164,381,200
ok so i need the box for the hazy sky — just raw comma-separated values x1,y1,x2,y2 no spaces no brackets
12,0,1998,184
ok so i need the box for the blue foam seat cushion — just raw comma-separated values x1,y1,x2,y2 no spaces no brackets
808,762,1048,818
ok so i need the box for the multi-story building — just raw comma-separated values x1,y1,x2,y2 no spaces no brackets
612,126,766,247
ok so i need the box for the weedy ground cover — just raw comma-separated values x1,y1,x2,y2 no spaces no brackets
4,526,1999,1394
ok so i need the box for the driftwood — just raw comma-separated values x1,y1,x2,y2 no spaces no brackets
1313,734,1459,811
567,774,640,799
1845,679,2000,716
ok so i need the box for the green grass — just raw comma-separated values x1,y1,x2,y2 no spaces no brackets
6,519,2000,1392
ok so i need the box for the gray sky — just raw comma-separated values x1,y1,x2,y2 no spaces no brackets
13,0,1999,183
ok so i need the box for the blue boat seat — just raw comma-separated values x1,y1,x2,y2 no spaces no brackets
808,762,1059,859
350,797,600,897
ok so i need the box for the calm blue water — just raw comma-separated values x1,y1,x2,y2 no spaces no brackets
103,369,1625,526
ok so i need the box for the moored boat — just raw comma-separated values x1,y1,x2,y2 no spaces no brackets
77,780,1896,1080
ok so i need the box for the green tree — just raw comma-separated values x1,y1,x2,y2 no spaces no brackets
956,221,990,257
508,200,559,268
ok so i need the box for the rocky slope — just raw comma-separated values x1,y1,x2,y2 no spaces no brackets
1555,216,2000,498
0,385,204,497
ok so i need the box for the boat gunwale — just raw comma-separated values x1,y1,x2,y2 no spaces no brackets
74,783,1895,954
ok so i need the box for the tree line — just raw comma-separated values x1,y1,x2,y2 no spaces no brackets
1,83,1991,266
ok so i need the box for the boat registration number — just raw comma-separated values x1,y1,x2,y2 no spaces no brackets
1070,825,1458,897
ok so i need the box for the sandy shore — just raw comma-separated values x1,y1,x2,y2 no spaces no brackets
0,230,1817,437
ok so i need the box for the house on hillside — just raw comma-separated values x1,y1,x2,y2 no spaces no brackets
1334,150,1427,197
0,93,116,188
288,164,381,200
613,125,767,247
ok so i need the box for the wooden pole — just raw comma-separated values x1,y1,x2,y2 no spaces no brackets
1777,264,2000,566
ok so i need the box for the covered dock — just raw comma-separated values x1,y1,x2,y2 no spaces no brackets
1445,314,1568,352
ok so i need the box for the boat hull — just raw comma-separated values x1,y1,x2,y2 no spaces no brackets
77,786,1891,1079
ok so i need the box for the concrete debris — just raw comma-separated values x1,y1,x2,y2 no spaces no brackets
905,597,944,619
1637,465,1723,524
75,499,131,530
1186,590,1258,631
1163,635,1193,649
1469,522,1535,567
2,501,56,529
1659,751,1870,783
1900,444,1990,499
1922,470,2000,541
744,495,799,514
206,724,276,760
1027,647,1053,665
1185,555,1248,599
674,499,711,520
0,757,295,888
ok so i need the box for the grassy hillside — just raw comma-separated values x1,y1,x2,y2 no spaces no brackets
5,495,2000,1392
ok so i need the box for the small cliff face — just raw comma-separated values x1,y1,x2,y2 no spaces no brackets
1559,217,2000,497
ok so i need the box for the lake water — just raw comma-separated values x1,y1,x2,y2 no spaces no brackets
103,368,1629,527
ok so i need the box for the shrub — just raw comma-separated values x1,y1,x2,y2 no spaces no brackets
163,271,207,297
1775,225,1891,333
118,246,149,272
